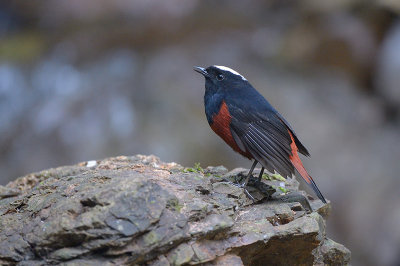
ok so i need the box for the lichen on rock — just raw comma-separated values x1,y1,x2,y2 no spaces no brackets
0,155,350,265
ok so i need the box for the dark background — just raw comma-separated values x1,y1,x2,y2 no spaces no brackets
1,1,399,265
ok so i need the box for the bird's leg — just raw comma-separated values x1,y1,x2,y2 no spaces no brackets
239,160,258,201
241,160,258,187
257,167,265,183
228,161,260,201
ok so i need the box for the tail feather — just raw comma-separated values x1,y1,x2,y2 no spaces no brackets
287,130,327,204
308,175,327,204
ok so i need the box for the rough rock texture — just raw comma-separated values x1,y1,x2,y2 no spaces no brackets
0,155,350,265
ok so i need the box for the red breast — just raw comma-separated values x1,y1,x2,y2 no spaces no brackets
210,101,253,159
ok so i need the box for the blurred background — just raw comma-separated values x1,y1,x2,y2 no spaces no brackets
0,1,399,265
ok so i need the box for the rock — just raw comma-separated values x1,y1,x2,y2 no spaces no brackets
204,254,244,266
167,243,194,265
0,185,20,199
0,155,350,265
314,238,351,265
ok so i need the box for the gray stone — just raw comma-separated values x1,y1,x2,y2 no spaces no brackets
0,155,350,265
167,243,194,265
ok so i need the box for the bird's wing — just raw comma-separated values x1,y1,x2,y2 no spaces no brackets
229,107,295,177
274,112,309,156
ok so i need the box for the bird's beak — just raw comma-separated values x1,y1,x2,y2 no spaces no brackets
193,66,208,77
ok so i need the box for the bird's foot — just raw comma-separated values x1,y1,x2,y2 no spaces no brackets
243,187,256,202
227,179,256,202
226,180,245,189
226,172,275,202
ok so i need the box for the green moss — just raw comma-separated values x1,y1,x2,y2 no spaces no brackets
182,162,204,174
271,174,286,181
262,173,286,182
272,185,289,193
194,163,203,173
278,187,289,193
143,230,159,246
166,198,183,212
262,173,271,180
185,168,196,173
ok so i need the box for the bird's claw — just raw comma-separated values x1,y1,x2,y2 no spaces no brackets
227,181,243,188
243,187,256,202
227,181,256,202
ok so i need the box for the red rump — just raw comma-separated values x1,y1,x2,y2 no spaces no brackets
288,130,312,184
211,101,252,159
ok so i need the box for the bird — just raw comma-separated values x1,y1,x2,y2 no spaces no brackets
194,65,326,203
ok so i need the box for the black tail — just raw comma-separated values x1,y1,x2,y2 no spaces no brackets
309,176,327,203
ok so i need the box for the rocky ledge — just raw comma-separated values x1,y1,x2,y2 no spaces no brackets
0,155,350,265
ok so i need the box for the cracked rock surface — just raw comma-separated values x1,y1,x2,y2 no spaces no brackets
0,155,350,265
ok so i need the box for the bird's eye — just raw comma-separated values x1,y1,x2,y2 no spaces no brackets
217,74,224,81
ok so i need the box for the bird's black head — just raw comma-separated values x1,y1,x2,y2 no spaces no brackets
193,65,247,93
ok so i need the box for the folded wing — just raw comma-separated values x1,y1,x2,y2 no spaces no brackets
229,107,296,177
228,101,326,203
